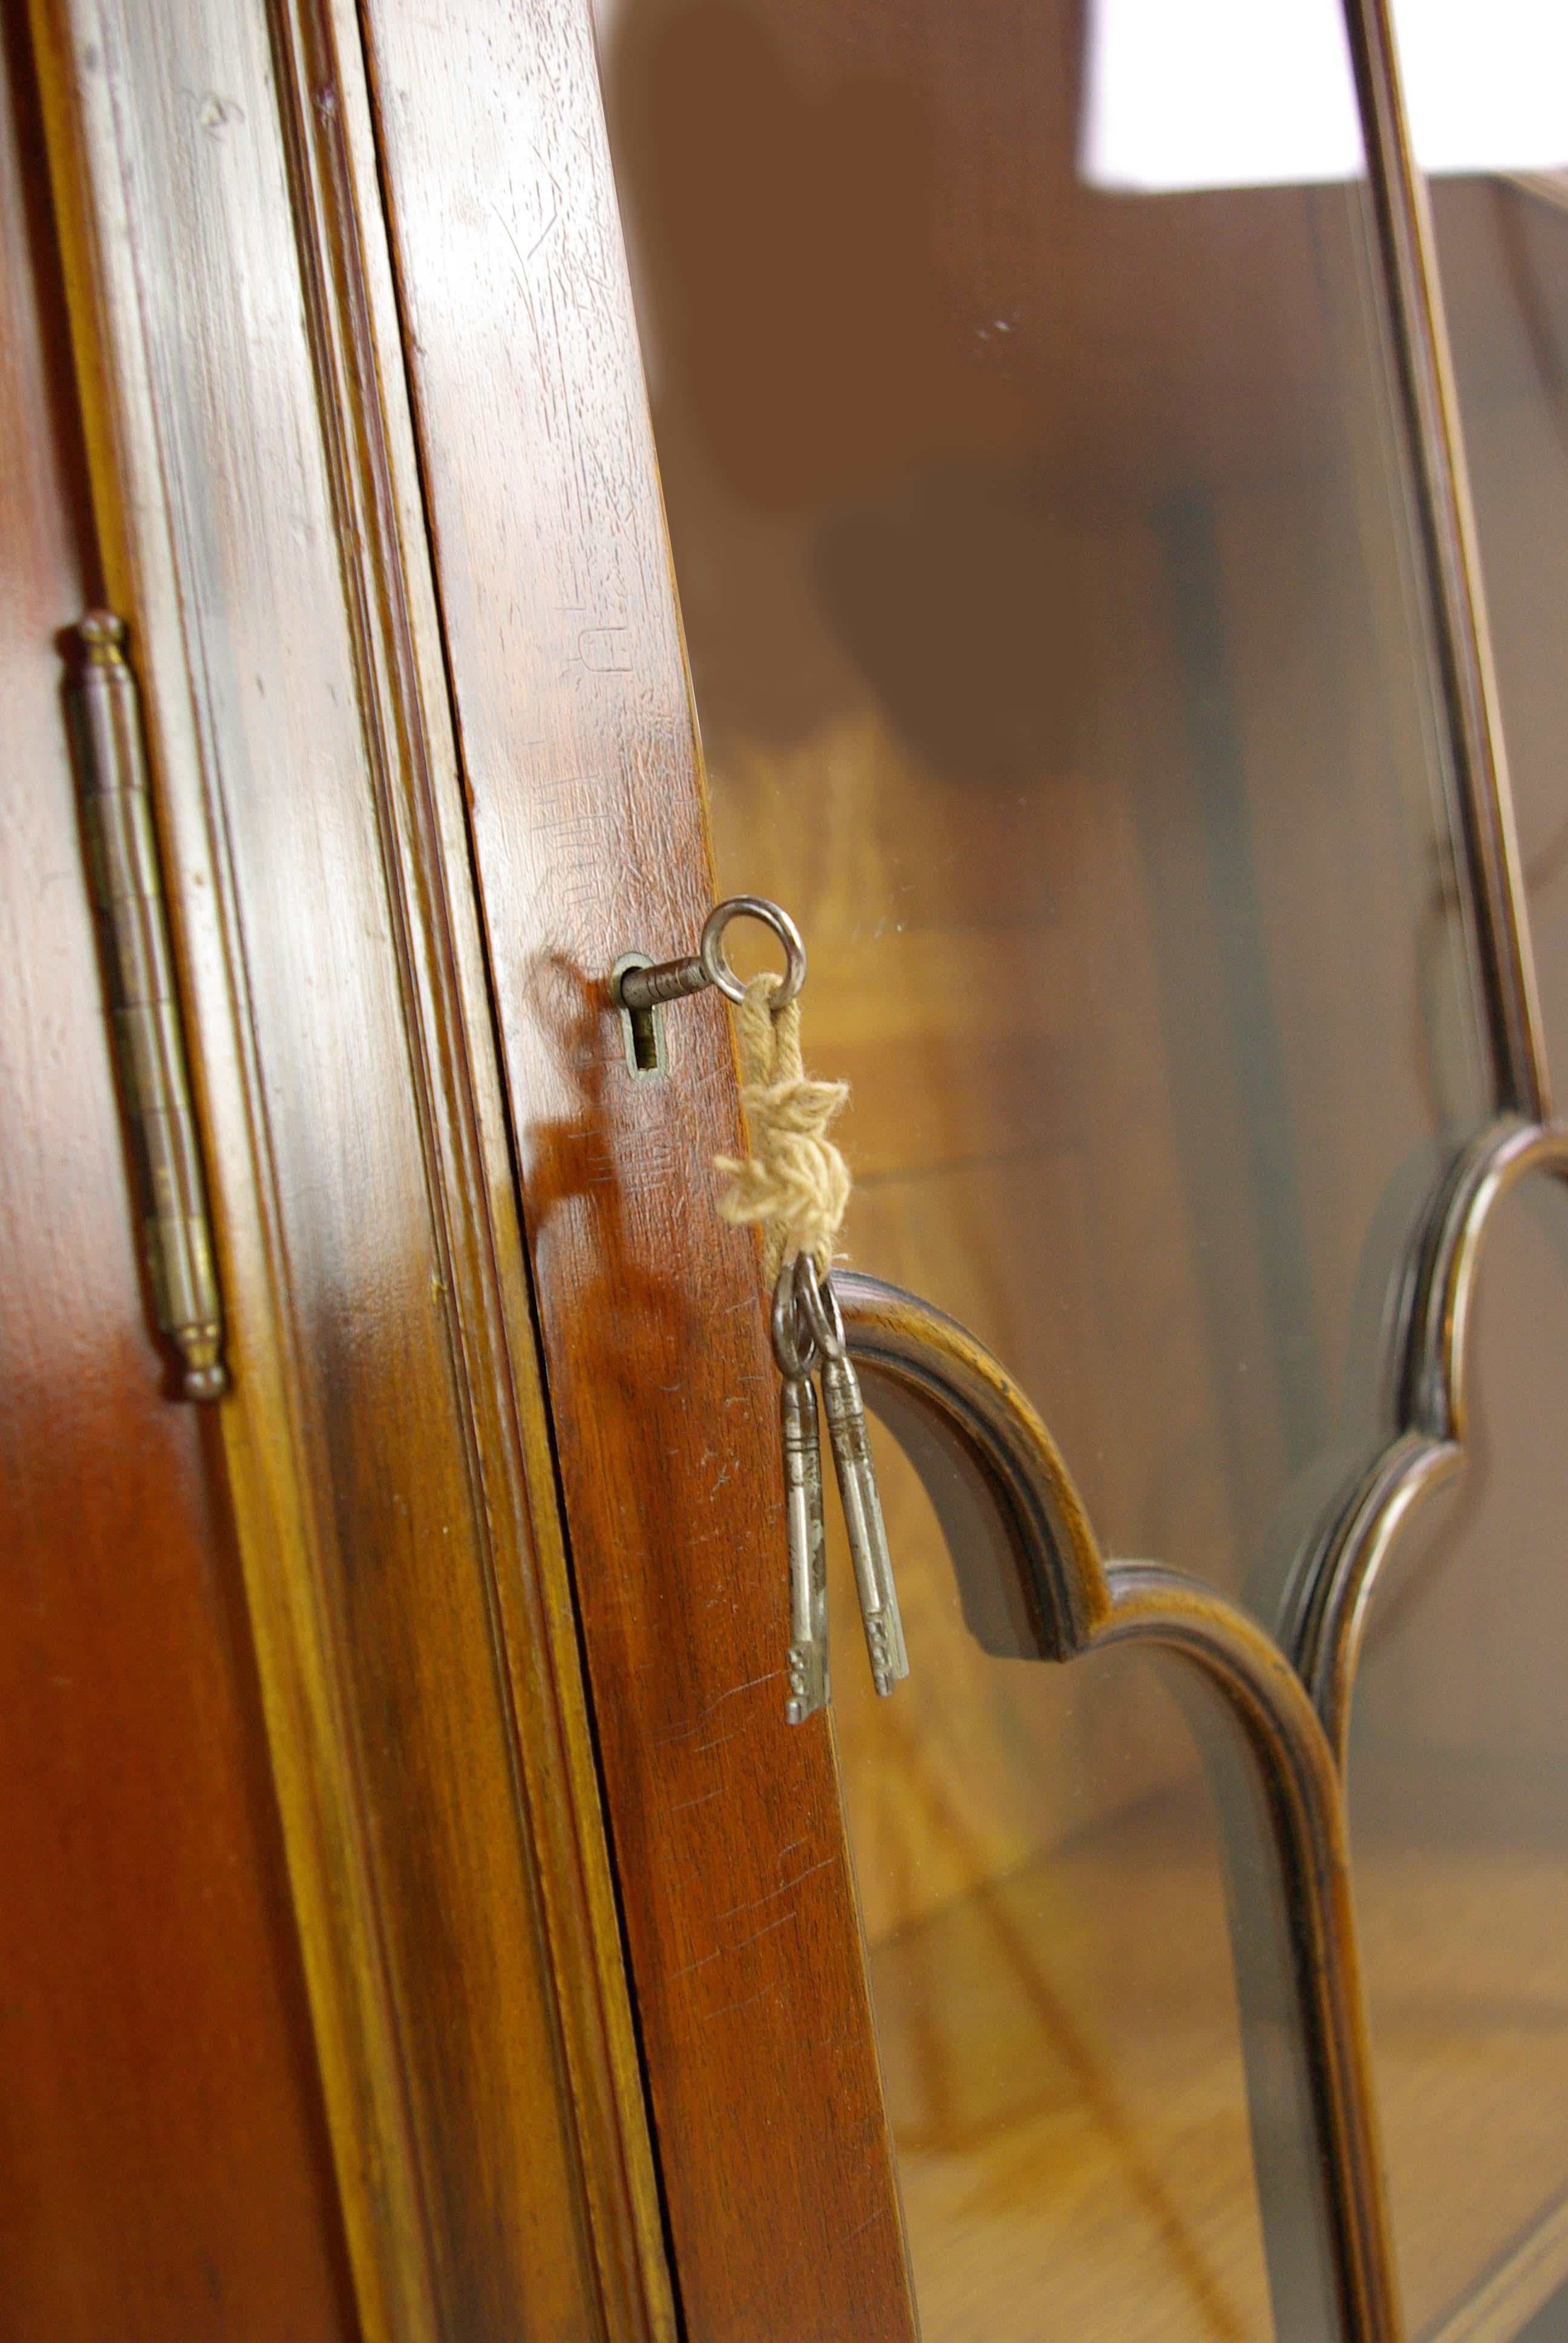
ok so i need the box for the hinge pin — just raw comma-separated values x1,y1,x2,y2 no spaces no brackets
67,612,228,1400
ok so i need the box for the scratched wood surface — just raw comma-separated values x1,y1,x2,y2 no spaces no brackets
0,15,354,2335
30,0,670,2335
356,0,918,2335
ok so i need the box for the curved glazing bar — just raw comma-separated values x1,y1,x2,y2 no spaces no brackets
1319,15,1568,2322
1276,0,1560,1780
585,0,1543,2324
839,1268,1403,2343
594,0,1500,1625
1342,1159,1568,2334
1287,1113,1563,1766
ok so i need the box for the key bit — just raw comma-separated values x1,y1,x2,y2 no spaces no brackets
796,1256,909,1698
779,1369,829,1722
773,1260,829,1723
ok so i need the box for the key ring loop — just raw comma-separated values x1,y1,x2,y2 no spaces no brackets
700,896,808,1008
792,1251,847,1363
772,1259,820,1378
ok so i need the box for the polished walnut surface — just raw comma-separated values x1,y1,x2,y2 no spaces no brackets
23,0,674,2332
0,15,353,2336
354,0,917,2330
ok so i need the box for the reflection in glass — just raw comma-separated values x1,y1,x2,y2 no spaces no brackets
1350,1176,1568,2339
590,0,1508,2330
1356,22,1568,2331
1423,170,1568,1091
1080,0,1568,194
1518,2279,1568,2343
832,1426,1275,2340
593,0,1491,1609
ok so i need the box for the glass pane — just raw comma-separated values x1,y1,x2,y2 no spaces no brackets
832,1422,1278,2339
1419,163,1568,1088
593,0,1492,1626
1351,18,1568,2330
1519,2281,1568,2343
590,0,1507,2330
1349,1175,1568,2339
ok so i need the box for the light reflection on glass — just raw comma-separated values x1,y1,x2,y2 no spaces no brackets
588,0,1523,2328
1081,0,1566,193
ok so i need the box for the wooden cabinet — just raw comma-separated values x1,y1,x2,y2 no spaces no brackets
0,27,353,2335
4,1,1567,2338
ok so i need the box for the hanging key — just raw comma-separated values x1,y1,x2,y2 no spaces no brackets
795,1253,909,1698
772,1260,830,1724
613,894,909,1712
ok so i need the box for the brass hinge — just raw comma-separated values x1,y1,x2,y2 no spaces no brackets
66,612,227,1400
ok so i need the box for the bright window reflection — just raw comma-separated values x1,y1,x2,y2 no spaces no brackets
1082,0,1568,191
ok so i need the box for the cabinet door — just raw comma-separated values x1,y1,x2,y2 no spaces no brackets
30,1,671,2336
353,0,918,2332
35,0,1566,2338
575,0,1568,2332
0,22,354,2331
381,1,1560,2341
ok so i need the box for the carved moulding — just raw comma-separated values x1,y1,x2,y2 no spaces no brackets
838,1269,1405,2343
1288,1113,1561,1770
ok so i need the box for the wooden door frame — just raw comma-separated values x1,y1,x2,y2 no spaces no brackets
30,1,673,2335
351,0,920,2332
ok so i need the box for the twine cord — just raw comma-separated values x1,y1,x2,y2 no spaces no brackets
714,972,850,1285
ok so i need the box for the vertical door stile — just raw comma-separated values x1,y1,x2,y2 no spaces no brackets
27,2,675,2339
27,10,443,2335
349,0,921,2336
26,6,440,2332
265,2,679,2332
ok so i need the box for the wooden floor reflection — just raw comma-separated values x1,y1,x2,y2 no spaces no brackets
862,1766,1568,2342
694,540,1567,2343
1356,1814,1568,2340
868,1789,1268,2342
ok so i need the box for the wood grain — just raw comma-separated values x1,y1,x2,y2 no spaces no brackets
0,13,354,2333
355,0,918,2333
30,0,668,2335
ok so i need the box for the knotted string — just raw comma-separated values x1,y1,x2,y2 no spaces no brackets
714,972,850,1286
